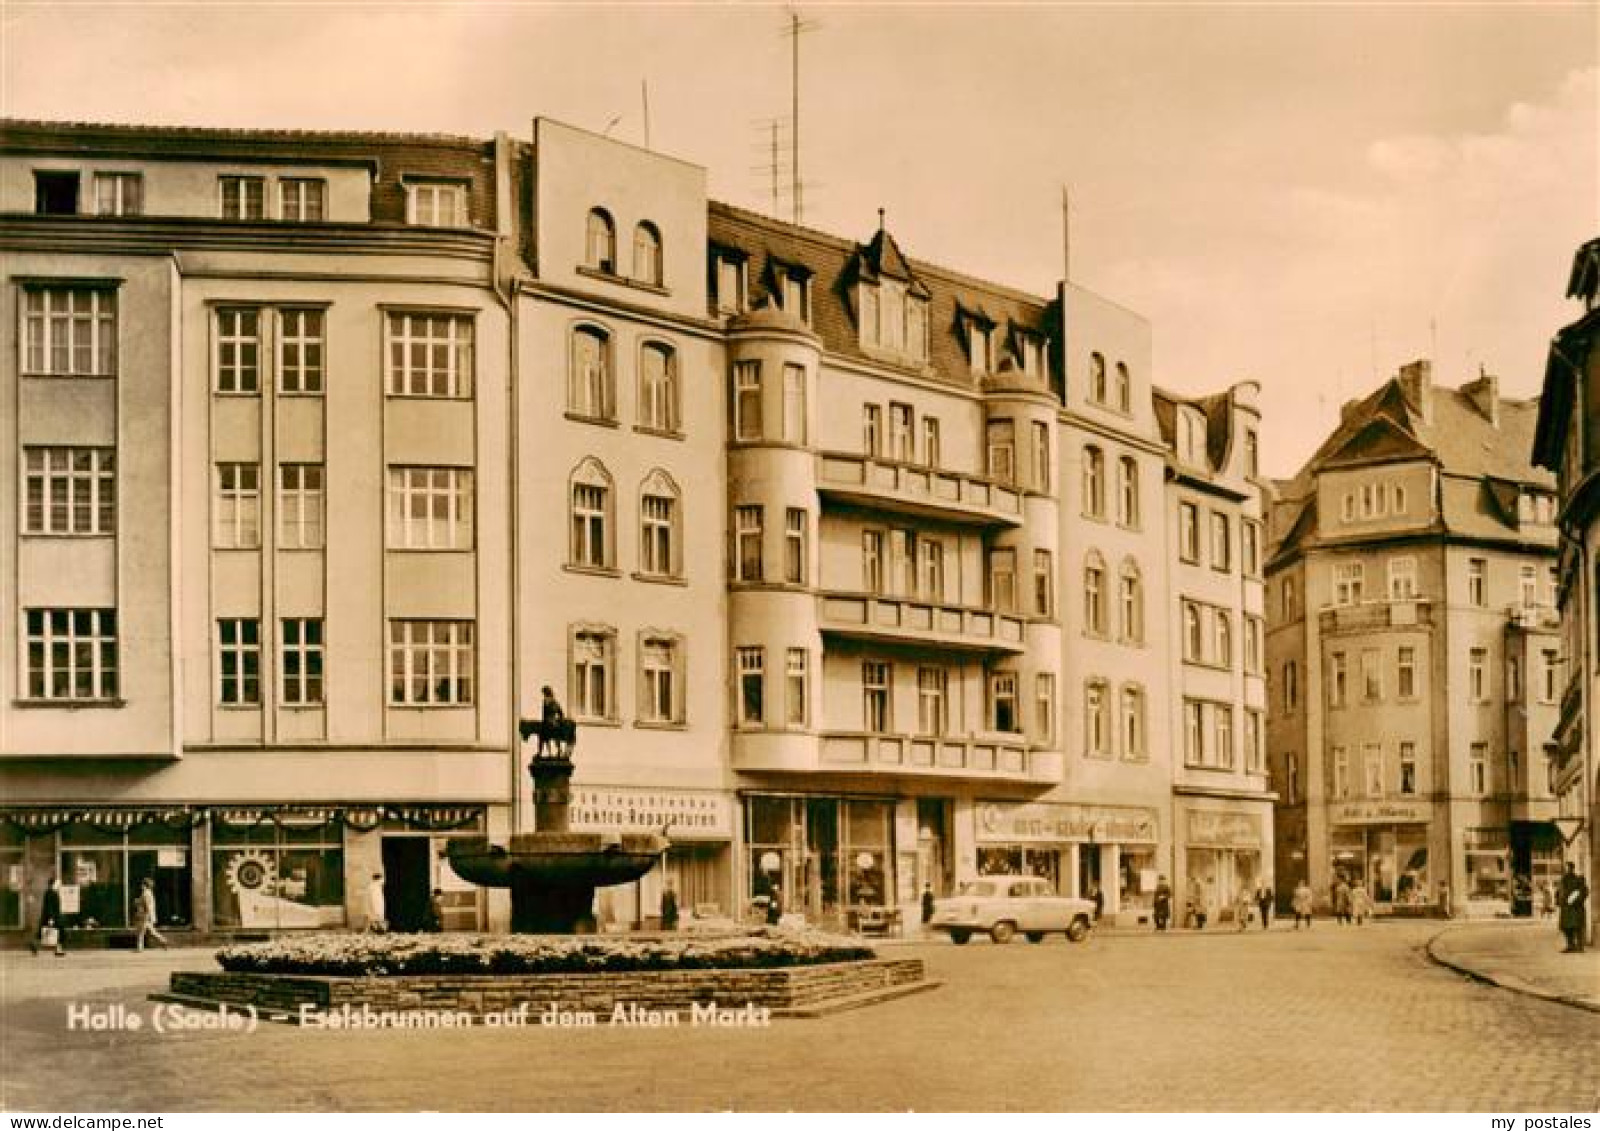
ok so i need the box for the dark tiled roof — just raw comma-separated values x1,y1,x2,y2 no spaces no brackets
708,200,1053,389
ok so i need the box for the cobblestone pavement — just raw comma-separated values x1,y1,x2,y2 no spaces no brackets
3,921,1597,1113
1428,919,1599,1010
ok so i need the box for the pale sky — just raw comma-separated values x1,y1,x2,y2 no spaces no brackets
4,2,1595,476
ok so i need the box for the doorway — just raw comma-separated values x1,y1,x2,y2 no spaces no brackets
381,837,431,932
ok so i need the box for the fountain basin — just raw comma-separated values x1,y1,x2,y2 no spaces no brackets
445,833,668,890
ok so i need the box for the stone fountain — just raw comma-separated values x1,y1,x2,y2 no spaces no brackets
445,716,670,932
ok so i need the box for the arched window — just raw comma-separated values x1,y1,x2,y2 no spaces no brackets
585,208,616,273
1083,445,1105,518
1119,559,1144,643
1084,679,1109,758
569,458,614,569
1117,456,1139,528
638,341,678,432
1114,361,1131,412
638,469,681,580
637,629,685,725
1178,407,1206,467
633,221,663,286
569,325,613,420
1120,684,1147,761
1183,601,1202,661
1089,352,1107,404
1083,551,1107,635
1215,610,1232,668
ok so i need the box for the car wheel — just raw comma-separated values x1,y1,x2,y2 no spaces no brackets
1025,932,1045,944
990,921,1016,944
1066,916,1091,943
949,930,971,945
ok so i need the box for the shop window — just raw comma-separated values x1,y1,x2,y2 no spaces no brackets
0,825,24,929
1463,828,1509,901
211,818,343,929
58,821,194,931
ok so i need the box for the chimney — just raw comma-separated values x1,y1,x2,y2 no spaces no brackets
1463,368,1500,427
1397,358,1433,424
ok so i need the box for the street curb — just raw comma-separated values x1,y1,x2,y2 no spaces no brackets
1425,926,1600,1015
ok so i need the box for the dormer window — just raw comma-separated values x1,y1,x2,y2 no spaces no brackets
859,279,928,362
777,266,810,322
407,180,467,228
1177,407,1206,467
1017,332,1044,378
633,221,663,287
967,321,992,373
713,251,747,315
585,208,616,273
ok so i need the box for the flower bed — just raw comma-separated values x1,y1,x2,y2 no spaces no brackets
215,927,875,977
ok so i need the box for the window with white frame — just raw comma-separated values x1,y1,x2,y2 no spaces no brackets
988,548,1017,613
1178,501,1200,563
737,646,765,726
862,404,882,456
1361,649,1382,701
568,627,614,720
922,418,941,469
215,463,260,549
1388,556,1418,601
569,326,613,420
1083,552,1106,635
916,667,948,736
1469,647,1488,702
1210,512,1231,571
863,661,892,733
633,222,663,286
278,309,325,394
735,505,764,582
1085,679,1109,758
1032,423,1051,493
1036,673,1056,746
638,633,683,724
408,181,467,228
389,466,474,551
1244,709,1265,772
919,537,946,602
1519,564,1538,608
390,620,475,706
1333,562,1364,606
785,649,808,727
1117,457,1139,528
217,618,262,706
734,361,763,441
1332,746,1349,799
785,508,808,585
714,253,747,314
93,172,142,217
567,461,612,569
219,175,265,220
1469,742,1488,795
280,617,324,706
1363,743,1383,798
990,672,1020,733
889,403,914,462
890,530,915,597
1083,445,1106,518
23,447,115,535
1119,561,1144,643
215,307,261,393
1177,408,1206,466
22,286,117,377
1242,520,1260,576
1467,558,1487,606
1244,615,1263,674
639,473,680,580
862,529,884,593
968,322,991,372
1397,645,1417,699
782,363,806,444
778,268,810,322
1282,576,1299,620
1329,651,1348,708
638,342,679,433
277,463,324,549
585,209,616,272
279,178,326,222
1244,428,1259,478
986,420,1015,485
1540,649,1559,703
1213,609,1232,669
387,311,473,398
1121,685,1147,761
1182,601,1203,663
1115,361,1131,412
1399,742,1417,795
1183,700,1204,766
1033,549,1054,618
24,608,118,701
1089,353,1107,403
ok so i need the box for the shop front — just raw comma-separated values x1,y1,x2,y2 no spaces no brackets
975,801,1161,924
1179,807,1267,924
742,793,897,928
1327,799,1432,911
569,785,734,928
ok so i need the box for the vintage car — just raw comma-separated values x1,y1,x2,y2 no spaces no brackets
927,876,1096,944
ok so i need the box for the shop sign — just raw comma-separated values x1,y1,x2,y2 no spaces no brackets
156,848,187,868
1186,810,1262,849
569,787,732,841
976,802,1159,844
59,884,81,914
1331,800,1430,826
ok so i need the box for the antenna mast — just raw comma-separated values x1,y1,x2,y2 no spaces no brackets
784,9,818,224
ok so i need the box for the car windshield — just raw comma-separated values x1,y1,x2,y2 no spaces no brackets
957,881,998,897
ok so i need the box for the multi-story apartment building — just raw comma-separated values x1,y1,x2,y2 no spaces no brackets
1533,235,1599,944
1,114,1277,940
1266,360,1562,916
1156,384,1274,915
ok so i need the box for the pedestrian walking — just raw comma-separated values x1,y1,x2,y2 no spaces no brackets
1538,880,1556,920
920,883,936,926
1292,879,1314,929
1255,882,1275,930
34,874,66,957
132,878,169,951
1186,877,1209,930
1090,884,1104,923
1557,862,1589,953
1332,876,1352,925
1153,875,1173,931
765,885,783,926
1350,881,1372,925
660,878,680,931
1235,886,1255,932
366,872,387,932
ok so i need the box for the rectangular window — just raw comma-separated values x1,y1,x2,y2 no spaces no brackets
640,493,676,578
1399,742,1417,795
1244,616,1263,674
1519,564,1538,608
93,172,142,217
991,673,1019,733
1467,558,1487,607
715,255,746,314
1178,502,1200,563
784,508,808,585
388,467,474,550
1244,709,1264,772
1085,680,1109,758
863,662,892,733
1121,685,1146,762
214,463,260,549
735,505,764,582
278,309,325,394
387,312,473,398
1507,654,1522,702
782,363,806,444
1363,743,1383,798
219,175,265,220
1333,562,1364,606
922,418,941,469
215,308,261,393
570,630,613,719
34,170,79,214
1469,648,1488,702
889,530,915,597
1242,521,1261,576
280,618,324,706
24,608,118,701
919,538,946,602
23,447,115,535
1388,556,1418,601
390,620,475,706
916,667,948,737
1282,576,1299,620
785,649,808,727
1469,742,1488,795
1333,746,1349,799
889,403,914,462
735,361,763,441
407,181,467,227
639,636,680,725
1183,700,1203,767
1182,601,1202,663
1361,649,1382,701
1036,673,1056,746
862,404,882,456
986,420,1015,485
23,287,117,377
780,272,809,321
862,529,884,593
1540,649,1559,703
1214,705,1234,769
1210,512,1231,571
1031,421,1050,492
571,481,610,569
277,464,325,549
1033,549,1054,617
988,548,1017,613
217,618,262,706
279,178,326,222
1397,646,1417,699
737,647,765,726
1329,652,1347,708
968,324,990,371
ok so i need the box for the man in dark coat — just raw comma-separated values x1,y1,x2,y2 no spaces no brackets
660,879,679,931
1255,882,1275,930
1557,862,1589,953
920,883,936,925
36,875,65,957
1153,875,1173,931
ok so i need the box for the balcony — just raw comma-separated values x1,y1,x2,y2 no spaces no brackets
1318,599,1434,635
1504,604,1560,631
819,591,1027,653
816,451,1023,526
731,729,1057,784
